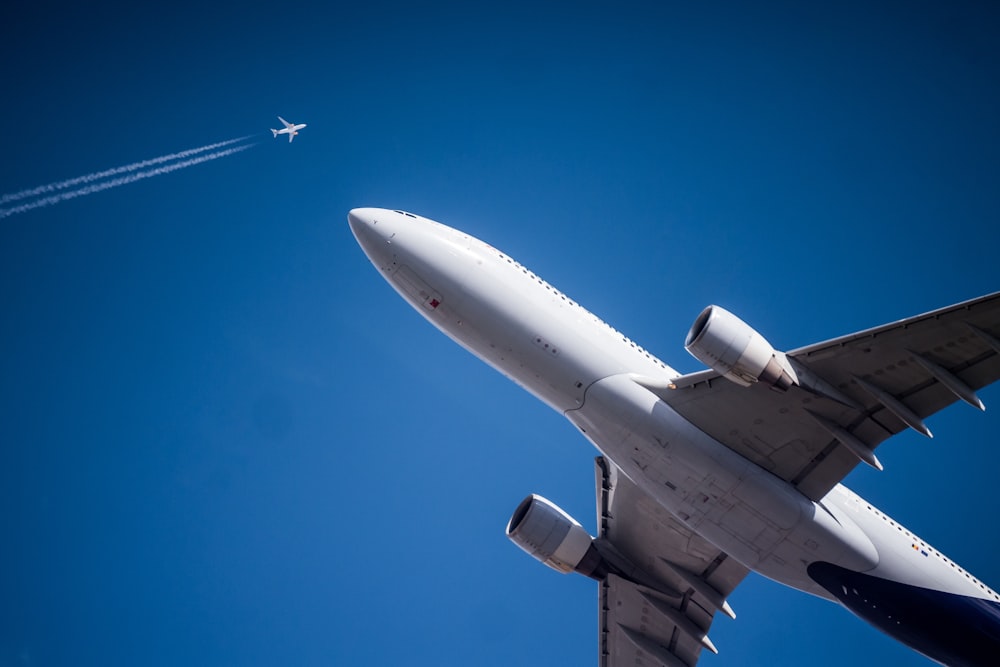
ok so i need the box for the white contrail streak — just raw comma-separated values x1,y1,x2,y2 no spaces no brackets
0,143,256,219
0,135,254,205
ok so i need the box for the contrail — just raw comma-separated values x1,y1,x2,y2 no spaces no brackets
0,135,254,205
0,143,256,219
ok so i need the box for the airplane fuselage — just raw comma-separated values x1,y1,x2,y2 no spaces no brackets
349,207,1000,665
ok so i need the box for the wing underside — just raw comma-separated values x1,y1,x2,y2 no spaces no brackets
656,292,1000,500
595,457,747,667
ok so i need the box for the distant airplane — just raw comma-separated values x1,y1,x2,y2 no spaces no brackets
349,207,1000,666
270,116,306,143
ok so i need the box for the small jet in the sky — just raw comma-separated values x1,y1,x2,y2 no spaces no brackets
271,116,307,143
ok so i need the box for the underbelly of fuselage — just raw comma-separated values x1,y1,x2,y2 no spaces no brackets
564,373,879,600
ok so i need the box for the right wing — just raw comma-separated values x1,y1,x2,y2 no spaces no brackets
594,457,748,667
649,292,1000,500
277,116,292,128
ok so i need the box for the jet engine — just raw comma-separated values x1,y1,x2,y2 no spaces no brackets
506,494,606,578
685,305,795,390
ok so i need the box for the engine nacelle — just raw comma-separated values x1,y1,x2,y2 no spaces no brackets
685,305,795,390
506,494,605,577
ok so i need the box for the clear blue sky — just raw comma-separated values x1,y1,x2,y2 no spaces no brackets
2,1,999,665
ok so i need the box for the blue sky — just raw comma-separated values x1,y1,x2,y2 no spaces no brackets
1,1,999,665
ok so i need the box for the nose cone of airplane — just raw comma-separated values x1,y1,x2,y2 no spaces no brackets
348,207,391,266
348,207,379,243
348,207,375,233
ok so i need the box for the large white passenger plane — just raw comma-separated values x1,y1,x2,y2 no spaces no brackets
348,207,1000,666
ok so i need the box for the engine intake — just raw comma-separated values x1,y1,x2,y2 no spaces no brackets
685,305,795,390
506,494,606,578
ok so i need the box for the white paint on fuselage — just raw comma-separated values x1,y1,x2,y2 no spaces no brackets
831,484,996,599
567,372,880,599
350,207,672,411
348,207,1000,605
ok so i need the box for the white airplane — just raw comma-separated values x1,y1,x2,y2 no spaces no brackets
270,116,306,142
348,207,1000,666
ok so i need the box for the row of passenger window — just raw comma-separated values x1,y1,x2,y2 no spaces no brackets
490,247,669,371
865,503,999,600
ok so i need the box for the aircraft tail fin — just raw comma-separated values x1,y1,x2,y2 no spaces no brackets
271,129,279,138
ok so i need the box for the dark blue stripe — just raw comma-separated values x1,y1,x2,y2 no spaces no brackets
808,561,1000,666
